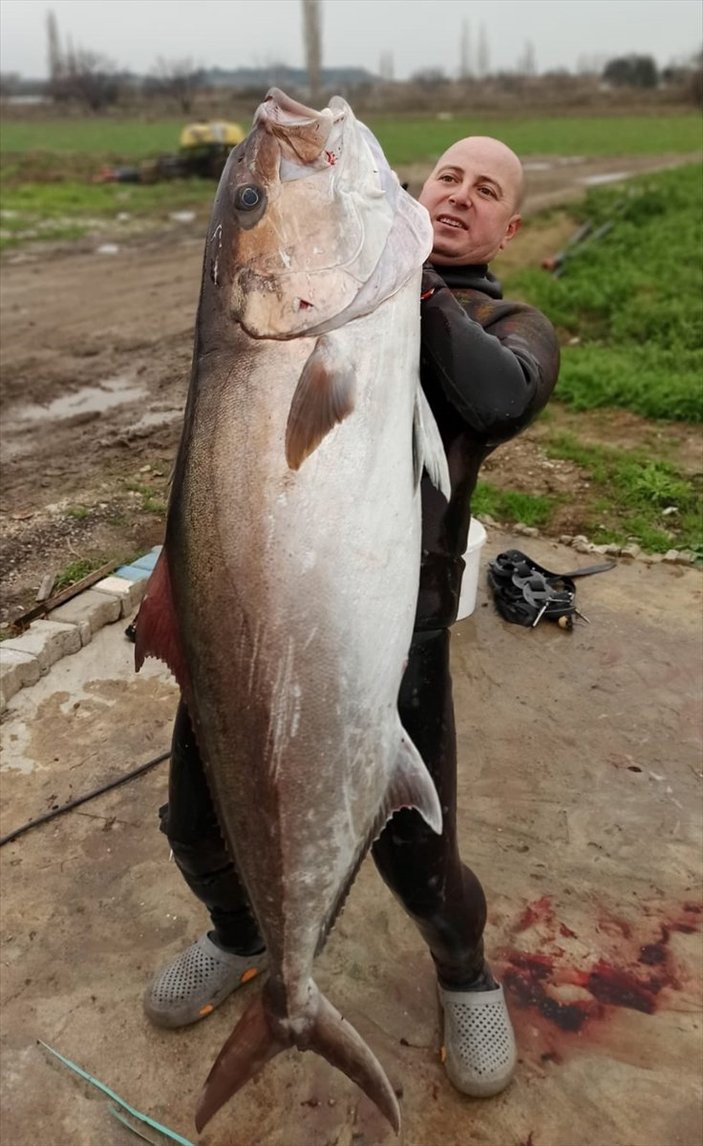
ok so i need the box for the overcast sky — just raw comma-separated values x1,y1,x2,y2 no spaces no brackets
1,0,700,80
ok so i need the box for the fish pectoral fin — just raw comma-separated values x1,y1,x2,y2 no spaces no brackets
375,732,443,836
285,335,355,470
195,993,286,1132
134,548,189,693
413,386,450,499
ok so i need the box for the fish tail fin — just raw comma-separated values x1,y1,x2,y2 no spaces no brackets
195,992,286,1132
195,983,400,1135
303,987,400,1133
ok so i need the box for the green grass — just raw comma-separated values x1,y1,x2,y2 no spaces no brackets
2,113,701,164
502,162,703,422
0,119,192,157
472,485,557,527
53,557,107,591
65,505,90,520
124,479,167,516
544,433,702,553
370,114,703,166
0,177,213,250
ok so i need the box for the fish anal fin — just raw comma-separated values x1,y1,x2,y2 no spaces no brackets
316,731,443,956
285,336,355,470
373,731,443,838
134,548,189,694
195,994,286,1132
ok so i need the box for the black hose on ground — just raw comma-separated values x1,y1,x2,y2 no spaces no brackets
0,750,170,848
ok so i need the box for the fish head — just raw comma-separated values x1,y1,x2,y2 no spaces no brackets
200,88,431,341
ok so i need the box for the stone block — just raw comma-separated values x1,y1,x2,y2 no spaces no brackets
93,575,146,616
2,619,81,673
0,647,41,709
51,588,121,643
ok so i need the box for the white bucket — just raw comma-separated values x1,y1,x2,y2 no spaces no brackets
456,517,487,620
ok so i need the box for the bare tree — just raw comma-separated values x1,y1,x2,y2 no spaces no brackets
54,47,120,111
411,67,447,87
150,57,201,113
302,0,322,105
517,40,537,77
0,72,22,98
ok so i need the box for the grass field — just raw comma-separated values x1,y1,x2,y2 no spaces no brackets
501,163,703,423
1,112,701,163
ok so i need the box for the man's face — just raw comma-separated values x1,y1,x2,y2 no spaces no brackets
418,137,523,265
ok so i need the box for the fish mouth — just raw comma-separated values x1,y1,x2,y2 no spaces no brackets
256,87,341,167
436,214,467,231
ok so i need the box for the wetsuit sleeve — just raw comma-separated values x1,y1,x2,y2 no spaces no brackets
420,266,560,443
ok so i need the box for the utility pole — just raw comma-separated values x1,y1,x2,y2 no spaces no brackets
477,22,490,79
460,20,471,80
46,9,63,81
301,0,322,106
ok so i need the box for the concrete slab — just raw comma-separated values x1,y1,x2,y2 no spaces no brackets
2,618,81,674
51,588,122,645
0,647,42,709
1,531,701,1146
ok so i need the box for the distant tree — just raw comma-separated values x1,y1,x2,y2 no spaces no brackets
603,54,658,89
410,67,447,87
54,48,120,111
517,40,537,78
0,72,21,98
149,57,202,113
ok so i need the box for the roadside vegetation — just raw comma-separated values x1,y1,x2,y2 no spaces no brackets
504,163,703,422
483,161,703,556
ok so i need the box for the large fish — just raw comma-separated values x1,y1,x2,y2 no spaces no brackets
136,88,449,1134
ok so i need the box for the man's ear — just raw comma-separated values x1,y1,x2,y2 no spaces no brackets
499,214,522,251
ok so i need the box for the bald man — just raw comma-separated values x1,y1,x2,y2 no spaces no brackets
144,135,560,1102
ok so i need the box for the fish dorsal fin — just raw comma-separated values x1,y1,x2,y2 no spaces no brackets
134,547,190,695
413,386,450,499
374,729,443,839
285,335,355,470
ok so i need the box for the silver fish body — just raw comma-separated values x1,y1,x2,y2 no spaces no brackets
136,88,449,1134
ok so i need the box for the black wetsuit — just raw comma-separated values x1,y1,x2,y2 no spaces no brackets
160,262,560,985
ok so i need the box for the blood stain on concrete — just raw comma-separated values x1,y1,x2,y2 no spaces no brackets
497,896,702,1055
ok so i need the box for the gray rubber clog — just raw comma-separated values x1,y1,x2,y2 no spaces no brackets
438,980,517,1098
143,932,268,1029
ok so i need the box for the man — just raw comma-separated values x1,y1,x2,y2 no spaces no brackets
144,136,560,1100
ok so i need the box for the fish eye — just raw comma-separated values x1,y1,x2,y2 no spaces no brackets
235,185,262,210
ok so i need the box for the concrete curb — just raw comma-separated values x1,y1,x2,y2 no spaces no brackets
0,546,161,713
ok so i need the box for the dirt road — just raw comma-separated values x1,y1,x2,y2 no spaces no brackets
0,151,699,623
